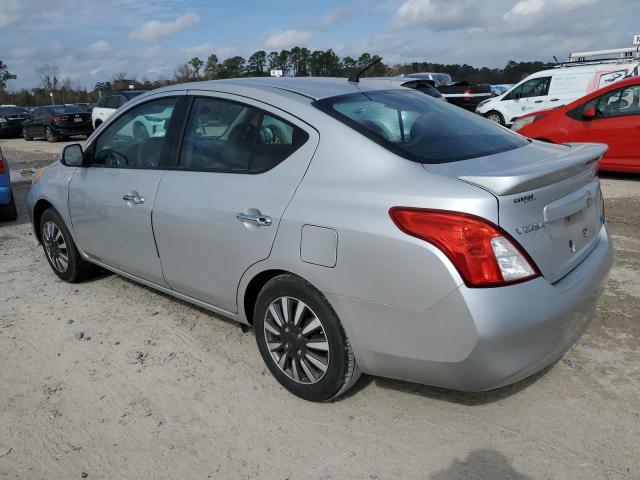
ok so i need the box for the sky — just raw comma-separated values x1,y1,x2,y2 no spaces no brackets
1,0,638,90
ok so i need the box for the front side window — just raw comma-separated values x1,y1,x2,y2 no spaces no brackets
315,89,527,164
594,85,640,118
105,96,122,109
507,77,551,100
91,97,177,168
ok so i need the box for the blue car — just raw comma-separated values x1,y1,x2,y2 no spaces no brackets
0,146,17,221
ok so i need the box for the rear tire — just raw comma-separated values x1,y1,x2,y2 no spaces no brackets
0,194,17,222
45,126,58,143
254,274,361,401
39,208,95,282
485,111,505,126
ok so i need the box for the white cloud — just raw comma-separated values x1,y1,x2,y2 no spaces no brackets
311,7,356,29
129,11,200,43
504,0,545,19
394,0,484,31
0,0,24,29
89,40,111,52
264,30,313,49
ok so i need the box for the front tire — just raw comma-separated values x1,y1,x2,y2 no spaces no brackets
254,274,361,401
485,110,505,126
23,128,33,141
45,126,58,143
40,208,95,282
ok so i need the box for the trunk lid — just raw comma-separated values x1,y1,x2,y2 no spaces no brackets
425,141,607,283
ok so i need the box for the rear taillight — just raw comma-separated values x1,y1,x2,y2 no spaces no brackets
50,115,63,123
0,159,4,173
0,117,6,123
464,88,472,102
389,208,540,287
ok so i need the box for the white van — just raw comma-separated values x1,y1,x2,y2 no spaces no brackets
476,62,639,126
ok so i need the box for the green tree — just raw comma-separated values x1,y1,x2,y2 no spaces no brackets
189,57,204,78
218,56,245,78
267,51,280,72
204,53,219,80
0,61,16,92
247,50,267,76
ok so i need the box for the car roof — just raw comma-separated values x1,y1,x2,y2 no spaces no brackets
152,77,406,102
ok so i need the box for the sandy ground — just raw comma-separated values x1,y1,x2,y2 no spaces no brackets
1,137,639,479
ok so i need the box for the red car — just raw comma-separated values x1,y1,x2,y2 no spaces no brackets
512,76,640,173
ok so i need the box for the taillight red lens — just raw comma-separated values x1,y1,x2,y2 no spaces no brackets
0,160,4,173
50,115,63,123
389,208,540,287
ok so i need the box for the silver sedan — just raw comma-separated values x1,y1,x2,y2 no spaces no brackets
27,77,612,401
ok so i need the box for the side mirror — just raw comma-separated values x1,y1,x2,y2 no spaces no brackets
61,144,84,167
582,106,597,119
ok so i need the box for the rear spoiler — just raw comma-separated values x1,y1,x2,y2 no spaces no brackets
457,143,607,196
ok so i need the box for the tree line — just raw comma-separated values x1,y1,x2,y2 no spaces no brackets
0,48,554,107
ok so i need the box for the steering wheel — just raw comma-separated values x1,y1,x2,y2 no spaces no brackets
135,137,163,167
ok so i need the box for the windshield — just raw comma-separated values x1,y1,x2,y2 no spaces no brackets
123,90,146,100
49,105,85,115
314,89,527,164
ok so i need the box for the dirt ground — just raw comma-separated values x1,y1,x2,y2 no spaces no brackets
0,136,639,479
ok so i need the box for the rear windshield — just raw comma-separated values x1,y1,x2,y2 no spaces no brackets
0,107,28,116
49,105,85,115
314,89,528,164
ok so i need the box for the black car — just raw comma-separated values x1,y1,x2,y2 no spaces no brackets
0,106,30,137
22,104,93,143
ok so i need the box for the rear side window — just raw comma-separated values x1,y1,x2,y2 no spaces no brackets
179,97,308,173
315,89,527,164
97,96,108,108
252,114,309,172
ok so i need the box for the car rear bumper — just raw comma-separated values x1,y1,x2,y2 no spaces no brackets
328,225,613,391
52,124,93,136
0,124,23,136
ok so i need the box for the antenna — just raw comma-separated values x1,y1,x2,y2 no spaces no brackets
348,57,383,83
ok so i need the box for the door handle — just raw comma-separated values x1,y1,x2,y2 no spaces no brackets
534,100,543,103
237,212,272,227
550,98,560,102
123,193,145,204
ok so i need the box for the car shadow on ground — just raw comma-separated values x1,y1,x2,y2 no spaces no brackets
430,448,533,479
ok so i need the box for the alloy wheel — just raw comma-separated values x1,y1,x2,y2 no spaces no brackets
42,221,69,272
45,127,55,142
263,296,330,384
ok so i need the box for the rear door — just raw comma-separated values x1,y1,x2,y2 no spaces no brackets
569,83,640,169
152,93,318,312
68,94,182,285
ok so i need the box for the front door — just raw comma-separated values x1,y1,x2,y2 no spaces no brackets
503,76,551,124
68,95,180,285
152,94,318,312
569,84,640,169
